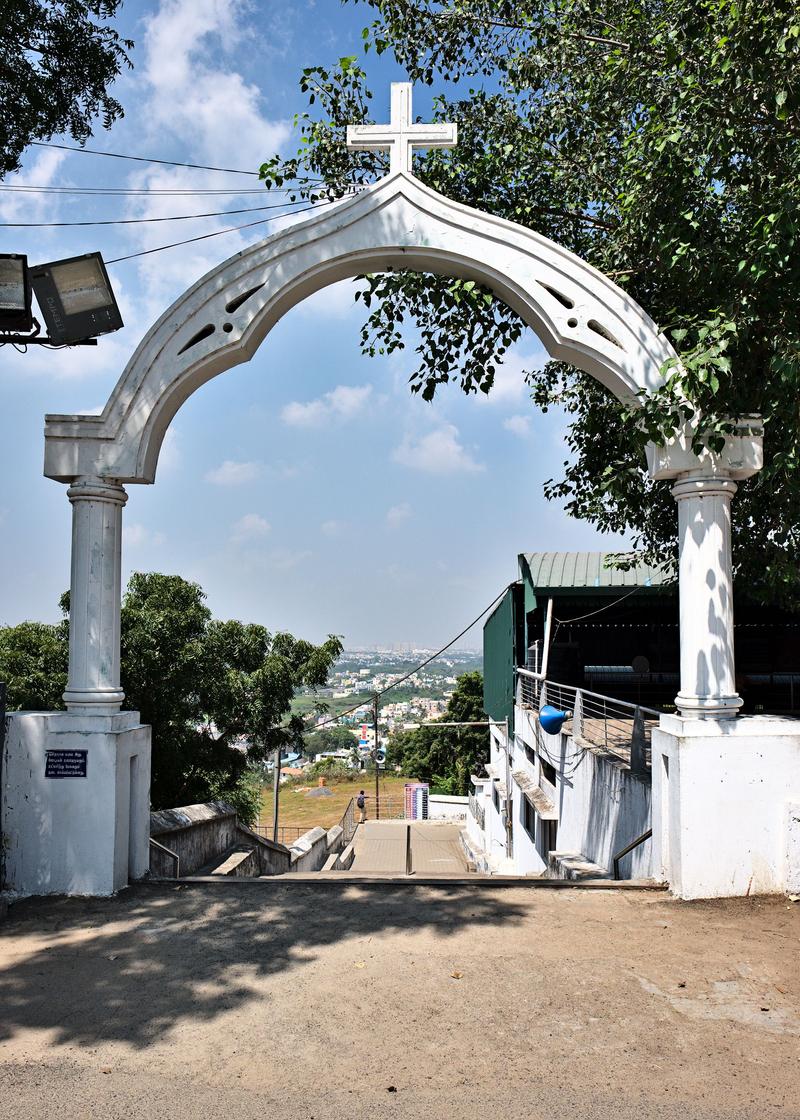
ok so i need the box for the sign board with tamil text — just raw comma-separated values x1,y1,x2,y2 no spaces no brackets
45,749,88,778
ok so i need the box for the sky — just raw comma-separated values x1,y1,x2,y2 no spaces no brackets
0,0,629,649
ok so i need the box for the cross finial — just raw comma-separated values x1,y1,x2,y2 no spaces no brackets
346,82,457,177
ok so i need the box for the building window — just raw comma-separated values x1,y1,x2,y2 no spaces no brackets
523,799,536,839
492,784,500,814
540,755,557,788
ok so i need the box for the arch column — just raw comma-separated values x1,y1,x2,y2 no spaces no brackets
671,474,741,718
647,419,763,721
63,476,127,713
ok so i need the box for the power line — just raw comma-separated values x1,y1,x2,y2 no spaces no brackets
0,185,305,196
104,201,331,264
376,581,514,698
0,200,313,228
554,585,646,624
31,140,263,176
297,581,515,735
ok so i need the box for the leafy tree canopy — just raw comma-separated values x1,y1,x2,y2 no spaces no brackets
387,670,487,793
1,0,132,178
0,573,342,823
304,723,359,758
260,0,800,607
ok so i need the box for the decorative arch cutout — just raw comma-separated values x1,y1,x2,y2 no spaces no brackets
44,172,677,484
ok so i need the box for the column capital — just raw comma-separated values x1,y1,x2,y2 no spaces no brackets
66,476,128,507
670,475,738,503
647,416,763,482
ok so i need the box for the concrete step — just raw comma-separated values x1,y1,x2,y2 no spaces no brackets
547,851,611,882
196,844,259,877
158,873,665,890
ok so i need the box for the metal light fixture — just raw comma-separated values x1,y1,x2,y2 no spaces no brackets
0,253,33,333
29,252,123,345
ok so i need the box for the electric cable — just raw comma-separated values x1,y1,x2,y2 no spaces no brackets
375,581,516,697
553,584,646,624
0,200,316,228
0,185,312,196
104,200,335,264
30,140,263,176
296,580,516,734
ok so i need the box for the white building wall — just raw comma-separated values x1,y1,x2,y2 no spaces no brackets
516,706,652,878
468,710,653,877
2,710,151,897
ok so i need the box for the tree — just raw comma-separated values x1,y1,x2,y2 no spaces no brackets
261,1,800,608
1,1,132,178
387,671,486,793
0,573,342,824
0,619,68,710
304,724,359,758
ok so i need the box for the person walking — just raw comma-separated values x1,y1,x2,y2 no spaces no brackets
357,789,367,824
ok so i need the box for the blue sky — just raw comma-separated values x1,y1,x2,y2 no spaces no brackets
0,0,628,648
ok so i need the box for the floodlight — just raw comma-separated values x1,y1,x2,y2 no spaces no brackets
30,252,123,345
0,253,33,333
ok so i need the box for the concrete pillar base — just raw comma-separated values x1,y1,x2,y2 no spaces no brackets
1,711,151,897
652,714,800,899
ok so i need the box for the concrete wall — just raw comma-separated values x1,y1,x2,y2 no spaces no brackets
289,823,345,873
149,802,291,877
653,714,800,898
428,794,468,821
467,711,652,878
2,711,151,897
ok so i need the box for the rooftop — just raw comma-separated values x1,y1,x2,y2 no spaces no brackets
520,551,674,592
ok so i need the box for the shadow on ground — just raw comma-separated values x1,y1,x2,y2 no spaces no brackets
0,883,528,1050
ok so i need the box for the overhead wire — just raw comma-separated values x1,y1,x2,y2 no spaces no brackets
30,140,263,176
0,185,310,196
0,199,318,228
294,581,517,736
104,199,338,264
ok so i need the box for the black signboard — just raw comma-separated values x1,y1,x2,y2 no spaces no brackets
45,749,88,778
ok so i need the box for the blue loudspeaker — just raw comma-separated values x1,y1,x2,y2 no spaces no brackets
539,704,571,735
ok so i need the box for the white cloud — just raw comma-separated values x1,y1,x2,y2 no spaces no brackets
142,0,289,169
393,424,485,475
503,414,532,437
268,548,312,571
386,502,412,528
281,384,373,428
321,519,346,537
232,513,270,542
123,523,166,548
205,459,262,485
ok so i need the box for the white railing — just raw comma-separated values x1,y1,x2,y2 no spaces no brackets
516,668,661,771
468,792,485,830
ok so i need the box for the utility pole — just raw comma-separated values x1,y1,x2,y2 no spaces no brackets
272,746,281,843
373,692,380,820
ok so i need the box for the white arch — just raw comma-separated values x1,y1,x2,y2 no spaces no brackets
44,171,678,485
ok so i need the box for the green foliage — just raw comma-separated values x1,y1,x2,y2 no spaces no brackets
0,573,342,825
308,757,359,782
260,0,800,607
387,671,486,793
304,724,359,757
0,619,68,710
0,1,133,178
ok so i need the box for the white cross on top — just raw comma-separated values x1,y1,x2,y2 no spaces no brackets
346,82,457,176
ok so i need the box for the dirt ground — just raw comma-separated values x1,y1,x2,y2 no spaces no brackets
1,883,799,1120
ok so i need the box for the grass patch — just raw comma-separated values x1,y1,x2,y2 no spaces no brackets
259,773,413,831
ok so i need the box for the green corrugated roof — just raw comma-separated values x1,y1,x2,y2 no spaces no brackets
520,552,674,591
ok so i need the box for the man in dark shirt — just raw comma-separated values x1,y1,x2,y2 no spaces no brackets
357,790,366,823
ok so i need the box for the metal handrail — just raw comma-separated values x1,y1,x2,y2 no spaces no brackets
515,670,661,769
516,668,660,718
149,836,180,878
612,828,653,879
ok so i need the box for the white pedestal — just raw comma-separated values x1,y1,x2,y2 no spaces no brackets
652,714,800,899
1,711,151,897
